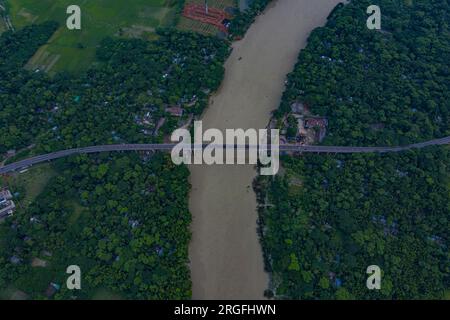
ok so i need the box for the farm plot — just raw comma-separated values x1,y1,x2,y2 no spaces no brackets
7,0,177,74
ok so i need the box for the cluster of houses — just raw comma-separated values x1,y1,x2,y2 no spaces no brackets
134,94,198,138
277,102,328,145
0,188,15,219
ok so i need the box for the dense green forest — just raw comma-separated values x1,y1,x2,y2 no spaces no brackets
0,22,58,154
0,154,191,299
0,19,229,298
258,0,449,299
276,0,449,146
257,149,449,299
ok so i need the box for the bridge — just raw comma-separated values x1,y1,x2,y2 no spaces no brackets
1,136,449,175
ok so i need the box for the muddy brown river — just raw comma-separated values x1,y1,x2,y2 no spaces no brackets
189,0,343,299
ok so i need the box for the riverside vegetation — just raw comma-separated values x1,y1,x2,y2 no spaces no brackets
257,0,449,299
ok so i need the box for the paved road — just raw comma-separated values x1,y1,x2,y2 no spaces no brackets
1,136,449,174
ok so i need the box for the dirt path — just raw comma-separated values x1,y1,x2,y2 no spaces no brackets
189,0,343,299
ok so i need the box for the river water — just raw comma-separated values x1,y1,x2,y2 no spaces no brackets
189,0,343,299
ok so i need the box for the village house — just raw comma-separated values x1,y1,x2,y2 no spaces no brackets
290,102,304,114
165,106,184,117
304,117,328,128
185,95,198,107
6,149,16,157
135,108,158,128
0,188,16,219
31,257,48,268
45,282,61,298
141,129,153,136
304,117,328,142
10,255,21,265
141,111,153,125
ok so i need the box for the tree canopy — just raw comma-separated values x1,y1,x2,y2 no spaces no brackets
258,0,450,299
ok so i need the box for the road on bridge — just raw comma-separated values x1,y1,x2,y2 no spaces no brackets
1,136,449,175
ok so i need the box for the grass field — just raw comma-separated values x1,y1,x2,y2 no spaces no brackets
66,200,87,226
7,0,177,74
0,163,56,210
177,0,236,35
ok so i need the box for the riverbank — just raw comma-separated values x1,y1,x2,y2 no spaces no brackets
188,0,344,299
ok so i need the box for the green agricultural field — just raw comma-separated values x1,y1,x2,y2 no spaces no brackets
1,163,56,210
7,0,178,74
